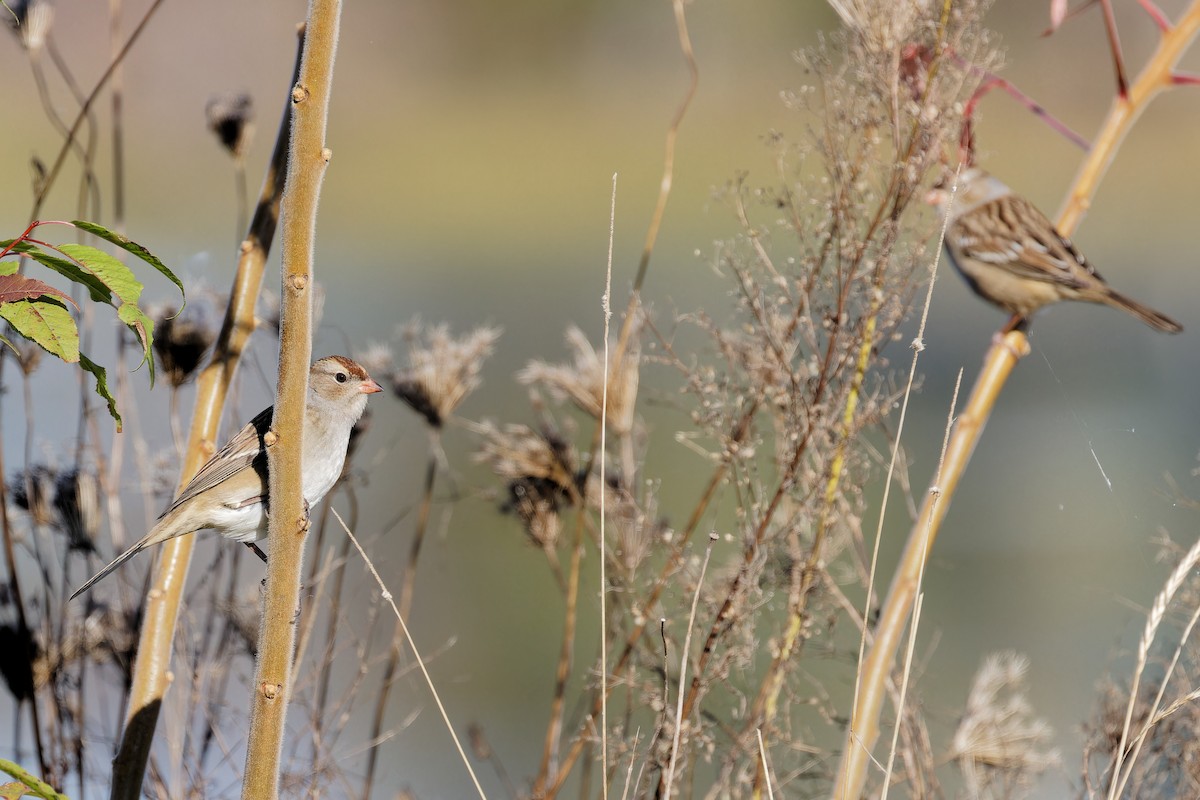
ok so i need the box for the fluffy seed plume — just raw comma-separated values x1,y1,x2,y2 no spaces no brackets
11,465,56,527
391,322,501,428
53,468,101,553
952,652,1060,795
6,0,52,52
475,420,578,549
518,323,639,436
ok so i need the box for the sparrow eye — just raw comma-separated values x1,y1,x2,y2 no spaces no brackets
335,372,348,383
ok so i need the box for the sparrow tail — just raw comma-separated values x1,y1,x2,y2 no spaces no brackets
69,515,192,601
1103,290,1183,334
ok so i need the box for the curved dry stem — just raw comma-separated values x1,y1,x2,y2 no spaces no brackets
110,29,301,800
534,502,587,794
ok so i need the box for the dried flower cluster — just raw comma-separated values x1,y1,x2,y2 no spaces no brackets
475,420,578,550
389,321,501,428
149,301,219,388
953,652,1059,797
519,323,640,437
205,92,255,158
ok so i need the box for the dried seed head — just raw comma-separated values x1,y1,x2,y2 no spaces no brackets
506,478,562,550
77,605,138,670
476,420,578,548
475,421,577,494
518,323,640,436
468,724,492,759
53,468,101,553
952,652,1059,792
826,0,933,54
354,342,394,377
149,302,217,388
391,322,500,428
11,464,56,527
6,1,52,53
205,93,255,158
591,475,663,575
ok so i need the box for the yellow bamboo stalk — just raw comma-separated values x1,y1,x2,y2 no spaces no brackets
109,33,302,800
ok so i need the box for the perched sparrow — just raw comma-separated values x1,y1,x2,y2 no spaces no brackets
71,356,382,600
931,167,1183,334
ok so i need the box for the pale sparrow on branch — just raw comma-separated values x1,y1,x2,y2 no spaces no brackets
71,355,382,600
930,167,1183,334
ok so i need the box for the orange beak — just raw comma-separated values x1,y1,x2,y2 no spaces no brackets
361,379,384,394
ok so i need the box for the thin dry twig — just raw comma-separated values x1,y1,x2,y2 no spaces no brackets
599,171,617,800
330,507,487,800
663,533,718,799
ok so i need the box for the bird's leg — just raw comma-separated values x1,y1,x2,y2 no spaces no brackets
243,541,268,563
992,315,1031,359
999,313,1025,334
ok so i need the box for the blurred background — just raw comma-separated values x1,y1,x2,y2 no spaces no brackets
1,0,1199,797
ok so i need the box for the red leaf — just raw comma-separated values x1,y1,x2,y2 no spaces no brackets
0,273,79,308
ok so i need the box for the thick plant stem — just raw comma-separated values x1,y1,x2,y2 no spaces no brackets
241,2,340,798
109,33,301,800
833,330,1027,799
833,7,1200,795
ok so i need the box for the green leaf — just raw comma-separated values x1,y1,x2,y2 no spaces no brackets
0,239,37,255
117,302,156,386
0,274,78,308
79,353,121,432
21,250,111,303
0,298,79,362
0,261,17,276
58,244,143,306
71,221,186,302
0,332,17,356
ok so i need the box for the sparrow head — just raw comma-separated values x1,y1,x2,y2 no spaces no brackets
309,355,383,423
926,166,1011,221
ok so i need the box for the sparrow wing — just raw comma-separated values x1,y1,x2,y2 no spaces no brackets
163,405,272,515
956,196,1102,289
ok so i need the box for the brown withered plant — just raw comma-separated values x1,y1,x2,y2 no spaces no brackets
466,1,1002,796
